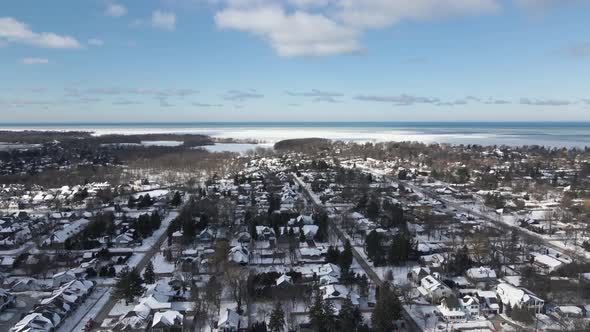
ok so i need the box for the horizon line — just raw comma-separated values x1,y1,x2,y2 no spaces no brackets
1,121,590,126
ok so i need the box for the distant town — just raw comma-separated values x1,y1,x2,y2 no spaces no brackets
1,131,589,332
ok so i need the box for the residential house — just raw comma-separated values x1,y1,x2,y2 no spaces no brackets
465,267,497,286
476,290,500,316
417,275,452,302
496,283,544,314
152,310,184,332
218,308,241,332
52,270,76,287
0,288,15,312
437,295,466,322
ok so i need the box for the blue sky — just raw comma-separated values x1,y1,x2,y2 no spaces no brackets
1,0,589,122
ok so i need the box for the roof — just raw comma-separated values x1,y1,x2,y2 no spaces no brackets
218,309,240,328
534,254,563,269
152,310,183,327
466,267,497,280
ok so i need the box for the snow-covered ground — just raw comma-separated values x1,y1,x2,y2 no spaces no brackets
150,252,175,274
201,143,273,154
132,189,170,199
140,140,184,147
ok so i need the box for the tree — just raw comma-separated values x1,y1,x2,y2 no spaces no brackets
171,191,182,206
113,268,145,304
226,266,249,314
338,297,362,332
339,240,353,273
371,283,402,332
269,302,285,332
326,246,340,264
127,196,135,208
308,289,337,332
205,276,223,331
191,284,207,331
143,261,156,284
511,306,534,325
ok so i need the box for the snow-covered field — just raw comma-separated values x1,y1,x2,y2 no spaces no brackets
201,143,274,154
140,140,184,147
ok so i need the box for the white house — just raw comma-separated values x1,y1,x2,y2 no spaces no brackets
417,275,452,301
496,283,544,314
51,270,76,287
437,296,466,322
152,310,183,332
218,308,240,332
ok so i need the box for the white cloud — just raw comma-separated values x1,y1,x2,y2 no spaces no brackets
215,6,362,56
212,0,501,57
106,3,127,17
354,94,440,105
223,89,264,101
88,38,104,46
0,17,81,49
513,0,564,9
336,0,500,29
520,97,572,106
20,57,49,64
287,89,343,97
152,11,176,31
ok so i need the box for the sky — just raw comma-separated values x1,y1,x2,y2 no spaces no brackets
1,0,590,123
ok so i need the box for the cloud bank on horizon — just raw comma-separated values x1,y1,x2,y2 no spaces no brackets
0,0,589,122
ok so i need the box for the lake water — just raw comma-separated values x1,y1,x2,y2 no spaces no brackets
0,122,589,148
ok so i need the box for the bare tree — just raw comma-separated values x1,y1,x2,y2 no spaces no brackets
225,265,250,314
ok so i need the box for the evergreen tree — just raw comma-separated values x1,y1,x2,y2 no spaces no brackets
326,246,340,264
128,196,135,208
338,298,362,332
309,292,327,331
339,240,353,273
171,191,182,206
113,268,145,304
371,283,402,332
143,261,156,284
269,302,285,332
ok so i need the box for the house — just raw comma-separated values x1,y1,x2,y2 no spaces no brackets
320,284,360,306
113,310,150,331
276,274,292,287
152,310,183,332
199,228,215,243
409,267,431,283
302,225,319,240
0,288,16,311
42,218,90,248
417,275,452,302
533,254,563,273
420,253,445,269
554,306,584,319
113,233,135,247
465,266,497,285
460,295,480,317
476,290,500,316
228,246,249,265
437,295,466,322
218,308,241,332
10,313,55,332
315,263,341,279
52,270,76,287
255,226,276,241
496,283,544,314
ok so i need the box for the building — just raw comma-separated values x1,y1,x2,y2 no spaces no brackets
496,283,544,314
152,310,184,332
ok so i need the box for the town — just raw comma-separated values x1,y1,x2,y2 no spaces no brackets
1,134,590,332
